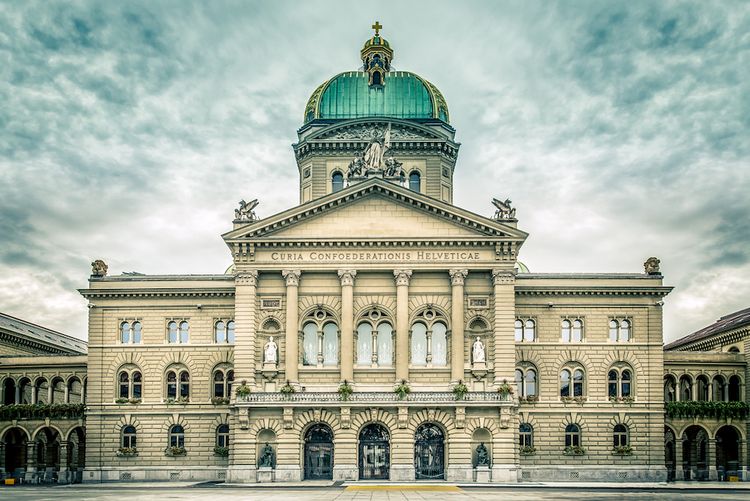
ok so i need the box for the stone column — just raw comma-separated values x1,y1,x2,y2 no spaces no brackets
15,384,20,404
24,441,36,483
0,442,5,475
233,271,259,387
491,270,516,385
58,441,69,484
282,270,302,383
708,438,718,480
394,270,412,382
338,270,356,383
449,269,468,383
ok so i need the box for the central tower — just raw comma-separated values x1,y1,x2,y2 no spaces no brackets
293,23,460,205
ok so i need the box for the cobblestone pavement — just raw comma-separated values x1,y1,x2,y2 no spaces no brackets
3,485,750,501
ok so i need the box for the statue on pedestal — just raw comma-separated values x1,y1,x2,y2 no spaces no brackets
264,336,278,365
472,337,486,363
476,442,490,466
258,442,275,468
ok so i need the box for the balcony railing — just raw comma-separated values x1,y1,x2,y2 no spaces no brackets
236,391,512,405
0,403,86,420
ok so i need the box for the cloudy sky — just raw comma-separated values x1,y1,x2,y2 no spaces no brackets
1,1,748,343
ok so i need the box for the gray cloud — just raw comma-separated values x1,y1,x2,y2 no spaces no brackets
0,0,747,343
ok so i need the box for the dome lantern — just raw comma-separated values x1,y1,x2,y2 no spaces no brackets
361,21,393,87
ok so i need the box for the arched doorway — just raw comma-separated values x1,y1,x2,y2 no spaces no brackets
681,425,708,481
358,423,389,480
715,426,740,481
303,423,333,480
3,427,28,479
414,423,445,480
665,427,676,482
68,427,86,484
35,427,61,483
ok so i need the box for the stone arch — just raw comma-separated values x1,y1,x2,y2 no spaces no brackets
517,412,540,430
353,295,396,320
0,423,31,442
156,352,199,379
559,413,586,432
114,415,143,434
205,350,234,371
516,348,544,372
161,414,191,433
465,417,499,438
249,418,283,441
677,422,709,440
31,423,64,441
294,409,341,437
552,349,593,377
64,425,86,443
408,408,457,438
258,314,284,332
606,413,637,436
711,423,745,441
408,296,451,327
600,350,644,380
350,408,398,436
298,296,342,325
105,352,148,383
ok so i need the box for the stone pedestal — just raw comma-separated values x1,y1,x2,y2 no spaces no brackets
709,466,718,481
390,464,415,481
257,467,273,483
475,465,491,483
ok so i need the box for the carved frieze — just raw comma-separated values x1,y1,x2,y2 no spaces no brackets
319,123,434,141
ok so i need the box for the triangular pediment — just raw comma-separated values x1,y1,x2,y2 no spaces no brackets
223,179,527,244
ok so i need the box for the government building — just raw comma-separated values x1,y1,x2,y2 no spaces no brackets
0,24,747,484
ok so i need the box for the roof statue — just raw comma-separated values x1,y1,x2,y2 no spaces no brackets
644,257,661,275
235,199,259,222
492,198,516,220
91,259,108,277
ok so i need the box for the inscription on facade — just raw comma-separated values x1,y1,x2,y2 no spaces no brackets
268,250,484,263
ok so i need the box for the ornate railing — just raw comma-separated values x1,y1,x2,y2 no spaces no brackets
237,391,512,404
0,403,86,420
665,401,749,420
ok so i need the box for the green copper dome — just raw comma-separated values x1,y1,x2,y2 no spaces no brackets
304,71,450,124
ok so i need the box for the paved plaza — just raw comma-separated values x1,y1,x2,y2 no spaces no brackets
3,484,750,501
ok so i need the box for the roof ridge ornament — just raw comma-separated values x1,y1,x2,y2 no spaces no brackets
235,199,260,222
492,198,517,221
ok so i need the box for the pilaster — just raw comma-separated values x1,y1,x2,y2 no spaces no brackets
282,269,302,383
234,271,259,387
394,269,412,382
492,269,516,385
338,270,356,382
449,269,468,383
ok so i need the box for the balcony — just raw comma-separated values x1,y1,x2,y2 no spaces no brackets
235,391,513,408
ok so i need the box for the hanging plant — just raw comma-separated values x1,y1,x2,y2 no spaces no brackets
497,379,514,399
519,445,536,456
613,445,632,456
563,445,585,456
279,381,296,396
394,379,411,400
235,380,252,398
116,447,138,457
452,380,469,401
338,380,354,401
165,446,187,457
213,446,229,457
211,396,231,405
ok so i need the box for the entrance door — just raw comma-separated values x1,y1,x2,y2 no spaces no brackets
304,423,333,480
359,423,390,480
414,423,444,480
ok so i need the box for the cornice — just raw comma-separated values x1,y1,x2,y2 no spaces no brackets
666,327,749,352
78,288,236,300
515,286,673,298
0,331,78,356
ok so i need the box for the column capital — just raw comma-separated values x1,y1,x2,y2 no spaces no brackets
282,269,302,287
393,269,413,287
492,269,516,285
235,270,259,286
338,269,357,287
449,269,469,286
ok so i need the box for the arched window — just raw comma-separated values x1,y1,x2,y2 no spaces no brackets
728,346,740,353
561,320,571,342
409,171,421,192
35,378,48,404
169,425,185,448
679,375,692,401
608,367,633,400
431,322,447,366
168,321,178,343
3,378,16,405
119,372,130,399
565,424,581,448
19,378,32,404
357,322,373,365
712,375,726,402
571,319,583,342
411,322,427,366
664,375,676,402
166,368,190,401
377,323,393,366
609,319,632,342
560,365,585,398
121,321,142,344
133,321,142,343
68,377,83,404
516,318,535,342
168,320,189,343
323,322,338,366
121,322,130,343
696,375,709,401
516,366,537,398
728,375,741,401
213,370,226,398
227,320,235,343
302,322,318,366
179,321,189,343
216,424,230,448
613,424,628,448
132,371,142,399
519,423,533,449
122,425,137,449
332,171,344,192
117,369,142,401
215,321,226,343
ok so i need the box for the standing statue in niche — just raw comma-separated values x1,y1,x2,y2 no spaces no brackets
476,442,490,466
264,336,278,365
258,442,275,468
472,337,486,363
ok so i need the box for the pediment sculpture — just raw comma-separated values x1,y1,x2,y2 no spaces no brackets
347,124,404,184
321,123,431,141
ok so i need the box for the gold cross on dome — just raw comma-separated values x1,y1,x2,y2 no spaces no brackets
372,21,383,36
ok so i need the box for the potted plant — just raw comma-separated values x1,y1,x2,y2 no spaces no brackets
338,380,354,402
115,397,129,404
563,445,585,456
497,379,514,399
394,379,411,400
235,380,252,398
165,446,187,457
211,396,231,405
165,396,189,405
116,447,138,457
452,380,469,401
213,446,229,457
279,380,296,398
613,445,632,456
519,445,536,456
